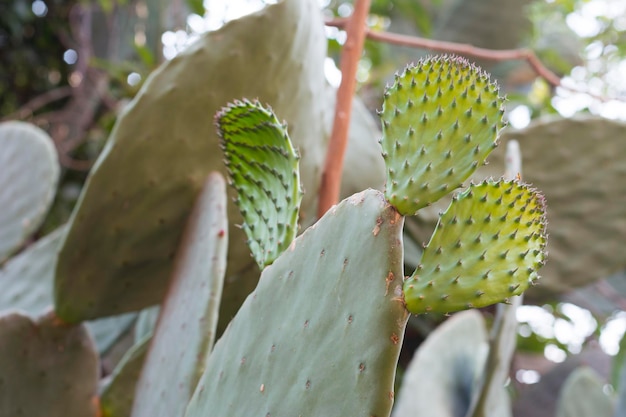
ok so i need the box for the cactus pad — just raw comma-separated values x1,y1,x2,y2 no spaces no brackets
217,100,302,269
132,172,228,417
54,0,329,322
0,311,99,417
393,310,511,417
0,121,60,261
380,56,505,216
184,189,408,417
0,227,136,354
404,179,547,314
556,367,614,417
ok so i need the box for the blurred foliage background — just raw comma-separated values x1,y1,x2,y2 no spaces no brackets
2,0,626,413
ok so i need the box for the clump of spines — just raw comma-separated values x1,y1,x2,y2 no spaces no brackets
403,178,547,314
379,55,506,216
216,99,303,269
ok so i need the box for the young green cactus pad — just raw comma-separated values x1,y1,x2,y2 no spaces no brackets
380,55,505,216
0,311,99,417
393,310,512,417
404,179,547,314
0,121,60,261
132,172,228,417
217,100,302,269
185,189,408,417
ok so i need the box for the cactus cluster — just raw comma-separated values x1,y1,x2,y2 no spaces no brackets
0,14,550,413
185,50,547,414
376,56,546,315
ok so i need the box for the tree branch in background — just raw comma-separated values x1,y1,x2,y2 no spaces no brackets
317,0,371,218
326,18,562,88
1,87,73,122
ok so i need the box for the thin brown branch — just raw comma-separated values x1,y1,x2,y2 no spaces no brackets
1,87,73,121
326,18,562,88
317,0,372,218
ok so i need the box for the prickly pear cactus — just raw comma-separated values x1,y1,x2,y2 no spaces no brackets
0,121,60,261
185,190,408,417
404,179,547,314
380,55,505,216
132,172,228,417
217,101,301,269
0,311,99,417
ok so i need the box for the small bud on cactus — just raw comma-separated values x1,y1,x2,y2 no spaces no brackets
216,99,303,269
403,179,547,314
380,56,506,216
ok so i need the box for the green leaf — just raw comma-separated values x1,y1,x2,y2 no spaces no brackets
186,0,204,16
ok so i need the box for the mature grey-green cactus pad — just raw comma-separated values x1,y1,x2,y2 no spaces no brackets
132,172,228,417
0,226,136,354
380,56,505,215
0,312,99,417
217,100,301,269
0,121,60,261
185,189,408,417
404,179,547,314
556,367,614,417
393,310,512,417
